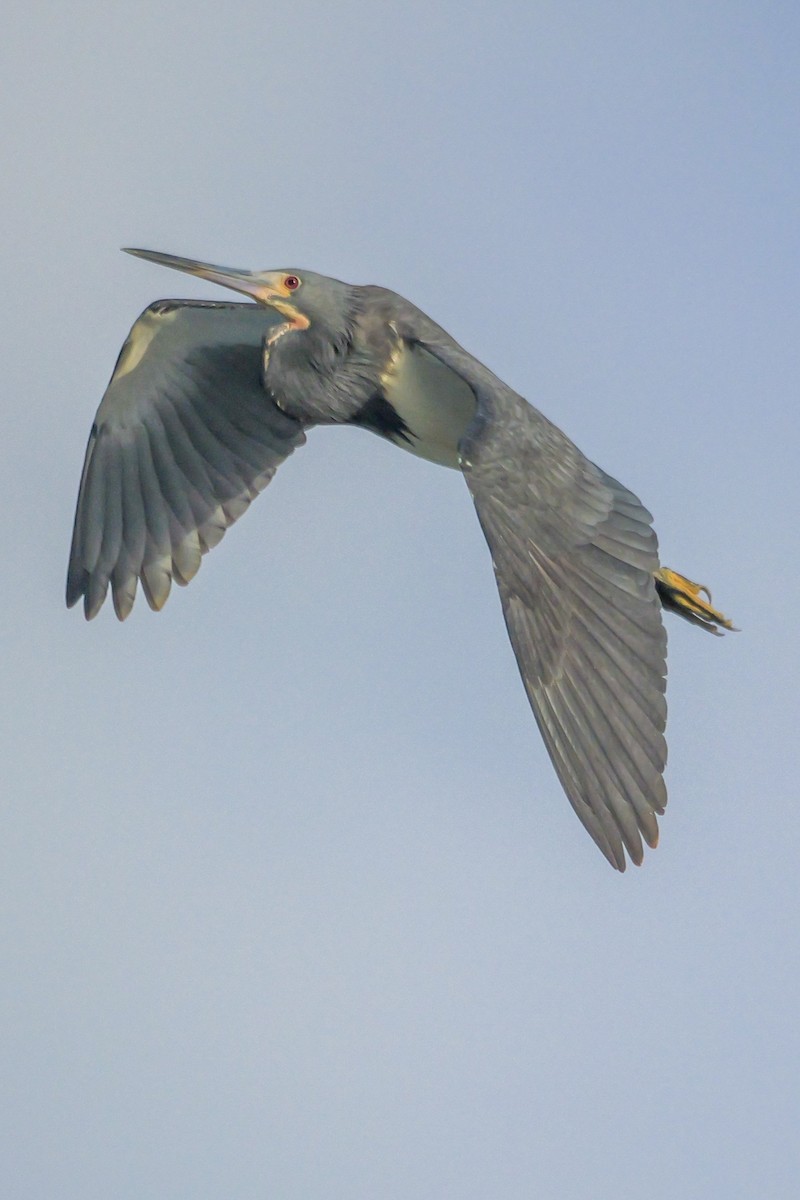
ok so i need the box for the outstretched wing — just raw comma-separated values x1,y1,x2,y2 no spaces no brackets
460,399,667,870
67,300,306,620
394,302,667,870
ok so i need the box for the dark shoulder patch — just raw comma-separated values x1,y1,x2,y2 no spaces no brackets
352,394,414,445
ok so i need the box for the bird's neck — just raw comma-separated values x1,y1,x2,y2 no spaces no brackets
264,319,376,426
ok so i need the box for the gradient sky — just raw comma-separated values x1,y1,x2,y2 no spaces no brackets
3,4,799,1197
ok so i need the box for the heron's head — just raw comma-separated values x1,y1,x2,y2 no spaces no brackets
123,249,355,345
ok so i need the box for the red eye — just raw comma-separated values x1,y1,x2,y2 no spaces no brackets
284,275,300,290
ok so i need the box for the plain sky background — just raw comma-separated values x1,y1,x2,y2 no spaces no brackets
3,3,799,1197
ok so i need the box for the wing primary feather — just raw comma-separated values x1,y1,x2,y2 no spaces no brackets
135,429,173,611
557,663,660,846
573,645,667,785
166,378,254,495
538,659,644,861
162,398,256,544
66,434,98,608
144,418,204,584
84,436,123,619
151,406,232,547
534,682,628,870
112,431,147,620
505,596,630,867
571,601,666,711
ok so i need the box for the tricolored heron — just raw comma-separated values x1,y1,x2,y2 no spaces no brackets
67,249,733,870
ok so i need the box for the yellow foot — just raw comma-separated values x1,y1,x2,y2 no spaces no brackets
654,567,737,635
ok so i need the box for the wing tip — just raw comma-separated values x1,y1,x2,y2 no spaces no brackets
601,809,661,871
65,584,82,611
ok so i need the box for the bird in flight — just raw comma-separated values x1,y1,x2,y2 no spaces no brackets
67,249,733,870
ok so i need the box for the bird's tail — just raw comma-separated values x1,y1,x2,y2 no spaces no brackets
655,567,736,635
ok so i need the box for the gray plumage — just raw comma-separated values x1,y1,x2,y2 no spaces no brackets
67,249,732,870
67,298,305,619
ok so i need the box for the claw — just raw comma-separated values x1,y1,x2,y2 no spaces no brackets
655,567,737,635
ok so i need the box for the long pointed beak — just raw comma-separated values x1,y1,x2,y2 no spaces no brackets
122,247,266,302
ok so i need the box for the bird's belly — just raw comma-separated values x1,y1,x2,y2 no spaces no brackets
381,342,477,469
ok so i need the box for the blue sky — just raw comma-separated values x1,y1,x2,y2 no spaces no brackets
3,4,799,1197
